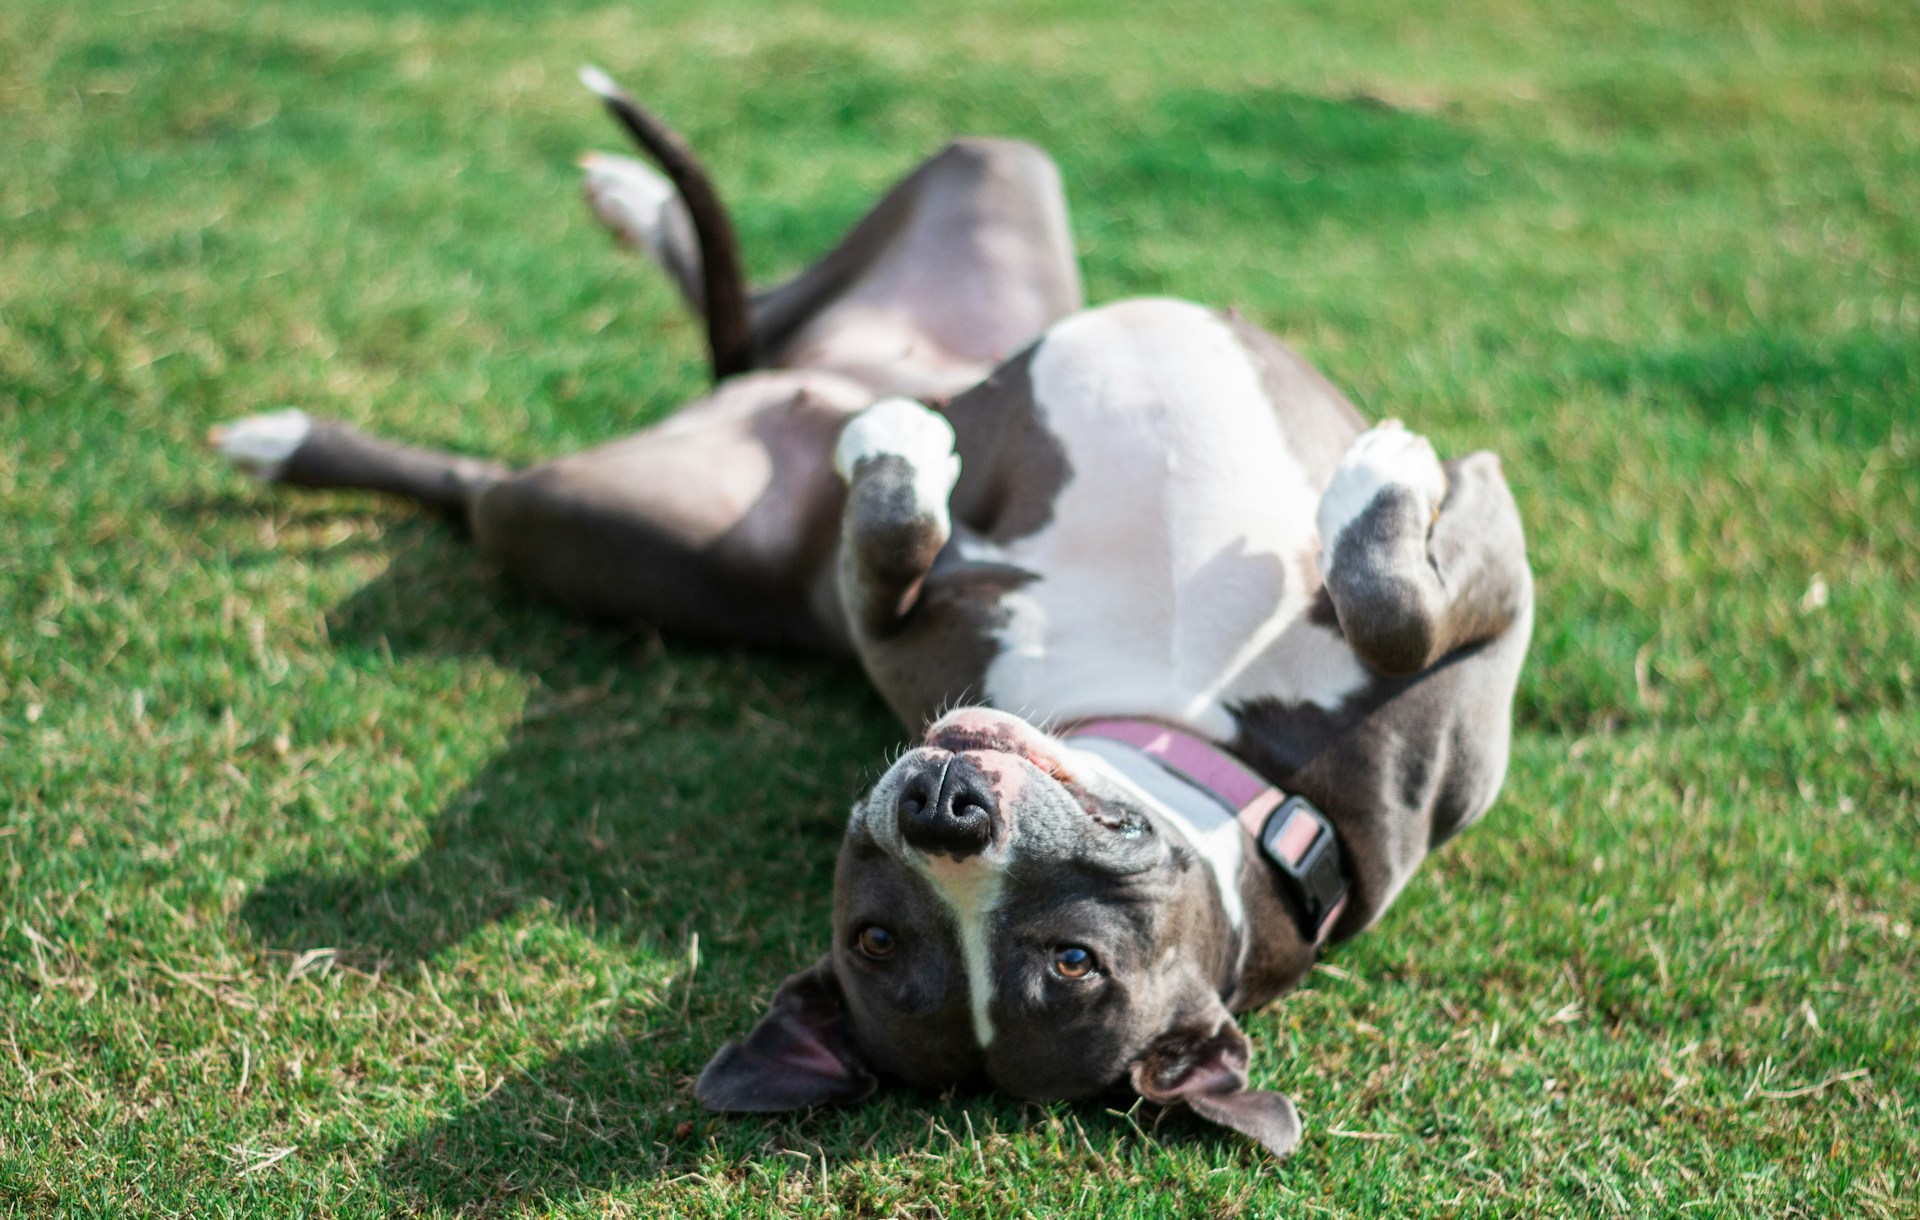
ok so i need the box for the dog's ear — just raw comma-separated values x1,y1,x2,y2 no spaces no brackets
1129,1007,1301,1161
695,958,877,1112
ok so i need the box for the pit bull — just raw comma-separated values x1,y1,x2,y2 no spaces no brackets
213,68,1532,1159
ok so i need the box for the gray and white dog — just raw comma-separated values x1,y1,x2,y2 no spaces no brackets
215,69,1532,1159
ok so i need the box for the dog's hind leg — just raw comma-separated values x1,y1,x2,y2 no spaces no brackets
470,370,877,650
577,68,1082,397
1315,423,1532,676
213,409,506,523
751,138,1084,397
217,372,875,651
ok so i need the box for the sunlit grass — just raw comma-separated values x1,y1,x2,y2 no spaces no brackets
2,0,1915,1214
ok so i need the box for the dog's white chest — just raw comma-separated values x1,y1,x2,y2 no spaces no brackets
981,299,1368,736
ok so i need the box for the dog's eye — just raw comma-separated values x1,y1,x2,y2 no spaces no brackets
855,925,896,959
1052,945,1097,979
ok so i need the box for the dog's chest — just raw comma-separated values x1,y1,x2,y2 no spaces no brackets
977,300,1370,737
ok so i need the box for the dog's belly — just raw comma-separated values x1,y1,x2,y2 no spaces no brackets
978,299,1371,737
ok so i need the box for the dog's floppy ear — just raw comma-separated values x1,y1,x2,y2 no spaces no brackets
696,958,877,1112
1129,1007,1302,1161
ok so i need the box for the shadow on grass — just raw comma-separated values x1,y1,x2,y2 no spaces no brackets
1567,328,1917,445
377,1031,1237,1216
239,521,890,970
1082,87,1495,232
225,519,932,1207
382,1015,1267,1217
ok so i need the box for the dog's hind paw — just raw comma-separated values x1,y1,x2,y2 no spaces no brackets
1317,419,1448,560
210,408,311,481
579,152,702,300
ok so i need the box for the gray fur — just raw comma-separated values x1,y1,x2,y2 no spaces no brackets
841,344,1076,727
722,314,1533,1143
829,721,1238,1099
756,139,1083,396
279,422,506,516
1325,453,1529,677
945,344,1074,544
837,452,951,639
471,371,869,649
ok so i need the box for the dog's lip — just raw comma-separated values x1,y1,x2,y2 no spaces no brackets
922,722,1068,778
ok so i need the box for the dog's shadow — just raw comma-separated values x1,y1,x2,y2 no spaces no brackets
242,517,887,968
228,517,949,1203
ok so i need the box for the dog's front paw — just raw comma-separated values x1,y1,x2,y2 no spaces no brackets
1317,420,1448,559
209,408,312,481
834,397,961,519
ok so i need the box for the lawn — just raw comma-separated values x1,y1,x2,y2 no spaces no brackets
2,0,1916,1214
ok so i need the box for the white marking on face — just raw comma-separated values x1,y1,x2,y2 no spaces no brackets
833,396,961,536
981,299,1370,732
1316,419,1448,566
1068,739,1246,934
850,753,1013,1048
921,854,1006,1046
215,408,311,480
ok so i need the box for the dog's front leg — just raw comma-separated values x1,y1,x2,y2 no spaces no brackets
1316,422,1531,675
832,397,962,639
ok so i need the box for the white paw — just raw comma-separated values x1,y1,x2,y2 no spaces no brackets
580,153,690,256
210,408,311,480
834,396,961,519
1317,420,1447,560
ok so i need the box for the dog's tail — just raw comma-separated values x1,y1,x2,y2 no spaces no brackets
208,410,507,523
578,66,754,383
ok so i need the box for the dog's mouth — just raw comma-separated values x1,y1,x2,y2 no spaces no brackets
923,708,1071,780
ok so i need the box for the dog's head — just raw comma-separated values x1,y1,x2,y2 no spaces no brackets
696,707,1300,1159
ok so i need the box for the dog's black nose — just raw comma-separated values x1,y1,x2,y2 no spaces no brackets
897,756,998,859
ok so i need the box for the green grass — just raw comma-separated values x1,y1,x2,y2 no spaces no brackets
3,0,1916,1214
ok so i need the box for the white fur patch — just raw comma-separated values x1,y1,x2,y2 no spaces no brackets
580,151,704,298
849,774,1009,1048
833,396,961,530
580,153,677,255
215,409,311,480
1316,419,1447,565
576,64,622,101
983,299,1369,732
921,856,1007,1046
1069,739,1247,935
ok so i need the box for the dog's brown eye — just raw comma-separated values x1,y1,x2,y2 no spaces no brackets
855,925,896,959
1053,945,1096,979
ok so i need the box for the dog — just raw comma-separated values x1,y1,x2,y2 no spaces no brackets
213,69,1532,1160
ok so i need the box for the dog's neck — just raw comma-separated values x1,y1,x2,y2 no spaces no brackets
1063,718,1350,1008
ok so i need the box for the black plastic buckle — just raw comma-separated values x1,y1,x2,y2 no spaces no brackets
1256,795,1348,942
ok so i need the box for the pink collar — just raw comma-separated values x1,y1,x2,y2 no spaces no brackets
1065,718,1349,946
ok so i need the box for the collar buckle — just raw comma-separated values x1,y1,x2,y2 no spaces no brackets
1254,795,1349,945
